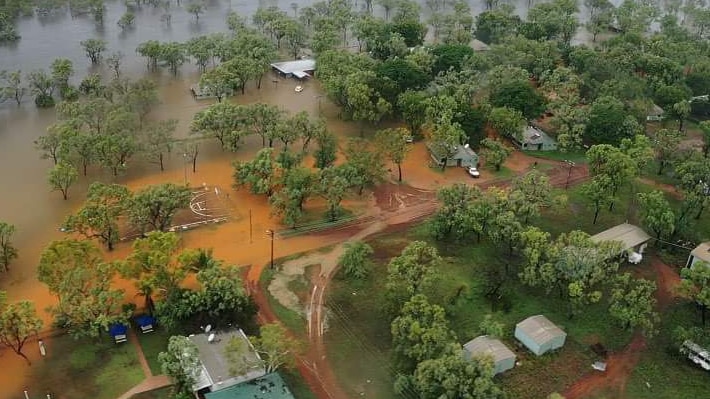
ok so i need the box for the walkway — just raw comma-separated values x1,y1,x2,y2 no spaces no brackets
115,329,172,399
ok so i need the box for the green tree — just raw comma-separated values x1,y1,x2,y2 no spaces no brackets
191,102,245,150
429,184,481,241
141,119,177,171
186,2,203,21
637,190,675,241
489,80,546,120
0,222,18,272
160,42,187,76
27,69,54,107
487,106,525,141
375,127,411,181
698,120,710,157
128,183,191,233
391,294,457,372
586,144,637,209
50,58,73,94
38,239,127,337
318,166,349,221
1,70,26,106
239,103,283,148
609,273,659,336
397,90,428,136
510,169,565,224
35,122,72,165
478,314,505,337
48,162,78,200
474,8,521,44
95,128,138,176
117,12,134,30
678,262,710,326
137,40,163,71
106,52,123,79
270,167,315,227
581,175,613,224
343,138,386,194
0,293,43,364
80,38,107,64
124,231,187,304
198,66,233,102
480,138,512,171
233,148,277,196
65,183,130,251
313,130,338,169
249,323,301,373
159,336,201,396
412,351,504,399
344,70,392,131
430,44,474,76
585,96,641,145
338,241,374,280
386,241,441,313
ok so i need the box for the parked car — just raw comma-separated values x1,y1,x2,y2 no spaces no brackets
467,166,480,178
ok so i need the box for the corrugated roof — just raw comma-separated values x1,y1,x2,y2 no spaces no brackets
590,223,651,250
516,315,566,345
463,335,515,363
691,242,710,263
205,373,295,399
270,59,316,75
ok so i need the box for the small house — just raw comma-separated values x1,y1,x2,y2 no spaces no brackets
463,335,516,375
515,125,558,151
204,373,296,399
590,223,651,262
427,143,479,168
646,103,665,122
515,315,567,356
109,323,128,344
686,242,710,268
270,59,316,80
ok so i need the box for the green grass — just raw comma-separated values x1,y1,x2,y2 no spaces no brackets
260,266,308,338
26,334,144,399
136,327,171,376
130,386,173,399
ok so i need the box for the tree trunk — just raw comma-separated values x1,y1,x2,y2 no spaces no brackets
159,153,164,171
397,163,402,182
657,161,664,175
108,239,114,251
14,348,31,365
257,74,263,89
62,189,68,200
593,206,600,224
695,204,705,220
83,161,88,176
192,155,197,173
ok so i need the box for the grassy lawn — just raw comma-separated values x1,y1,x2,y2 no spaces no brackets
136,327,171,376
130,386,173,399
26,334,144,399
260,266,308,338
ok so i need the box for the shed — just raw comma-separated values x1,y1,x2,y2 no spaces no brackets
427,143,479,168
270,59,316,80
135,315,155,334
515,315,567,356
515,125,558,151
646,103,665,121
463,335,516,375
590,223,651,253
109,323,128,344
469,39,490,52
686,242,710,268
204,373,296,399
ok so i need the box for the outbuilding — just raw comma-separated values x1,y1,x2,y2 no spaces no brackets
590,223,651,263
270,59,316,80
463,335,516,375
515,315,566,356
686,242,710,268
514,125,558,151
427,143,479,168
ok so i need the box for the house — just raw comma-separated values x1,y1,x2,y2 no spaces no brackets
469,39,490,52
190,328,267,395
590,223,651,254
515,125,558,151
646,103,665,121
270,59,316,80
463,335,516,375
427,143,479,168
204,373,296,399
515,315,567,356
686,242,710,268
109,323,128,344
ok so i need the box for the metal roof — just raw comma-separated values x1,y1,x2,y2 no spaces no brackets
690,242,710,264
516,315,566,345
590,223,651,251
270,59,316,75
463,335,515,363
205,373,296,399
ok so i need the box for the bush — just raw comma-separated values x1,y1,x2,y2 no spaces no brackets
34,93,55,108
339,241,374,280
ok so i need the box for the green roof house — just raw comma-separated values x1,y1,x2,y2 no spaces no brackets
205,373,296,399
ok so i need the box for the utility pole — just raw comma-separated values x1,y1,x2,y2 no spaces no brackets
182,153,188,186
564,160,575,189
266,229,275,269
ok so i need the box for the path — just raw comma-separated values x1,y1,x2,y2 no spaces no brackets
563,257,681,399
114,330,171,399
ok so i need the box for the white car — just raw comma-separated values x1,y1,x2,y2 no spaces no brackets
467,166,480,178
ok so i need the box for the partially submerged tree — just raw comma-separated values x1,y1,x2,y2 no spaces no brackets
65,183,131,251
128,183,191,234
0,222,18,272
0,292,43,365
48,162,79,200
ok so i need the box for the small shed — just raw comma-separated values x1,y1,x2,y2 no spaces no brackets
646,103,665,121
515,125,558,151
590,223,651,254
515,315,567,356
109,323,128,344
463,335,516,375
427,143,479,168
686,242,710,268
135,315,156,334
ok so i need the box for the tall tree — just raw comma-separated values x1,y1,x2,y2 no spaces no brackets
318,166,349,221
248,323,301,373
65,183,130,251
385,241,441,313
609,273,659,336
412,351,504,399
0,222,18,273
191,102,245,150
678,262,710,326
338,241,374,280
487,106,526,141
80,38,107,64
479,138,512,171
270,167,315,227
0,293,43,365
375,127,412,182
128,183,191,233
141,119,177,171
48,162,78,200
343,138,386,194
159,336,201,396
637,190,675,241
233,148,278,196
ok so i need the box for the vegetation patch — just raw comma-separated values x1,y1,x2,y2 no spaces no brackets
136,327,171,376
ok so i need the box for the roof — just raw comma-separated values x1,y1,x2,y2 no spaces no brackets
520,125,556,145
109,324,128,337
463,335,515,363
647,103,665,116
135,315,155,327
516,315,566,345
189,329,265,391
590,223,651,250
690,242,710,264
270,59,316,75
205,373,295,399
470,39,490,51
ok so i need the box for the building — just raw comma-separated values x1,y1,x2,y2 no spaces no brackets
514,125,558,151
427,143,479,168
686,242,710,268
646,103,665,121
270,59,316,80
204,373,296,399
190,328,266,395
469,39,490,52
515,315,567,356
463,335,516,375
590,223,651,253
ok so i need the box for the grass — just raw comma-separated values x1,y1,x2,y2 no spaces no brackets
129,386,173,399
27,334,144,399
260,266,308,338
280,368,318,399
135,327,171,376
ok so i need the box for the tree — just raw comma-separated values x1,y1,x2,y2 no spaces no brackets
117,12,135,30
1,70,26,106
239,103,283,148
489,80,546,120
430,44,474,76
386,241,441,313
95,128,138,176
0,294,43,364
38,239,127,337
198,66,232,102
128,184,191,233
248,323,300,373
50,58,73,94
474,8,521,45
525,0,579,45
609,273,659,336
585,96,641,145
106,52,123,79
186,2,203,22
375,128,411,182
65,183,130,251
124,231,187,303
137,40,163,71
397,90,428,136
479,138,512,171
233,148,277,196
344,71,392,131
159,336,201,396
141,119,177,171
160,42,187,76
80,38,107,64
510,169,565,223
586,144,637,209
343,138,386,194
581,175,613,224
699,120,710,157
191,102,245,150
585,0,614,42
678,262,710,326
487,106,526,142
614,0,659,35
270,167,315,227
27,69,54,107
412,351,504,399
637,191,675,241
479,314,505,337
0,222,18,272
391,294,457,372
313,130,338,169
48,162,78,200
318,166,349,221
429,184,481,241
338,241,374,280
